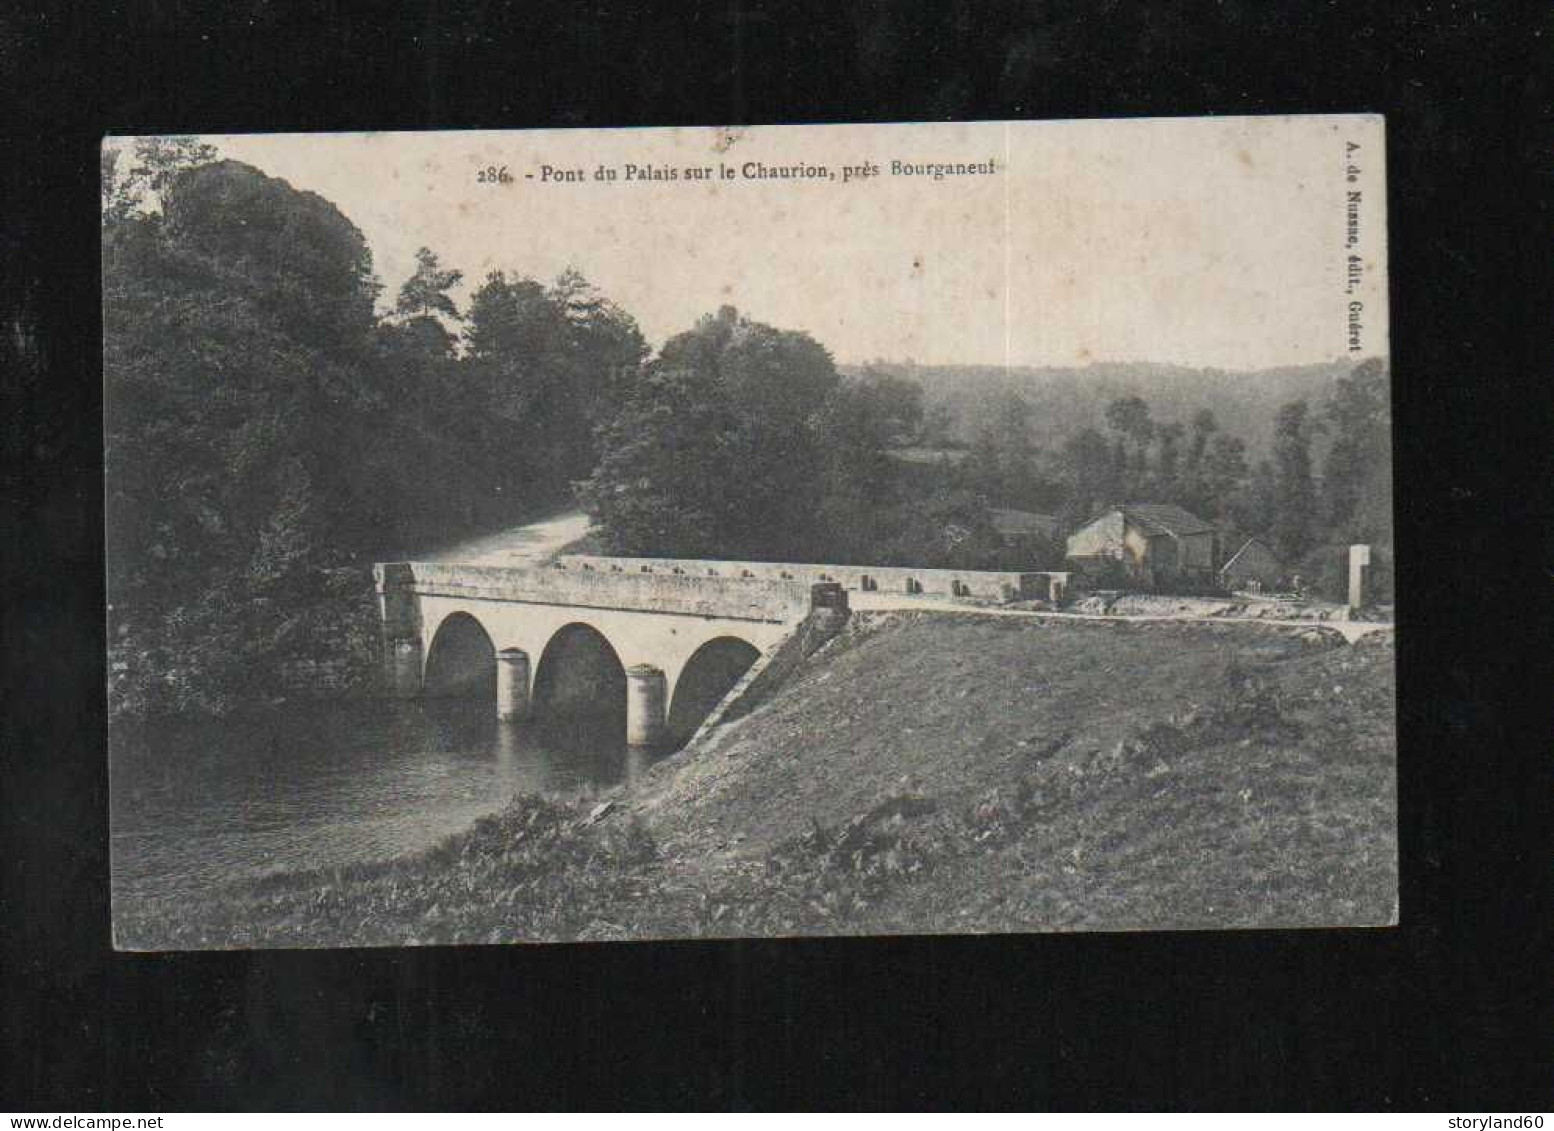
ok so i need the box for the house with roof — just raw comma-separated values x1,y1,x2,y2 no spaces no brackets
1217,535,1285,592
1064,503,1221,588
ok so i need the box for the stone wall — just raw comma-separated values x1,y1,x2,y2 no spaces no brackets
555,554,1069,602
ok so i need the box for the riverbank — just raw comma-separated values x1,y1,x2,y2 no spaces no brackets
116,613,1397,947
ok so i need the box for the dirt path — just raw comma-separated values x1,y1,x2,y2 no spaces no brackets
849,593,1393,644
413,509,591,566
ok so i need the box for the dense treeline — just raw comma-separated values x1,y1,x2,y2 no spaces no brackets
857,358,1360,462
106,145,1392,718
105,146,643,716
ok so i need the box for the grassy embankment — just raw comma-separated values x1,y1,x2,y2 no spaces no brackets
115,613,1397,948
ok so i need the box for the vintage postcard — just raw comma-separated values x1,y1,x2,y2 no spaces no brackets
104,116,1394,948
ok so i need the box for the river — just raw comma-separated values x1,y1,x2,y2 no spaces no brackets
109,510,658,904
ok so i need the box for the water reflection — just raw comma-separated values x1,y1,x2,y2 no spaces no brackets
110,697,661,904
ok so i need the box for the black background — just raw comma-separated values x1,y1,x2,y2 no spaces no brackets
2,1,1550,1110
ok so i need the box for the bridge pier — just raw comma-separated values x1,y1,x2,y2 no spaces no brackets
625,664,668,747
496,648,533,721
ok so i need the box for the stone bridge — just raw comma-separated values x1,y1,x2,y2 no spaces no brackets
374,557,1069,749
374,561,832,748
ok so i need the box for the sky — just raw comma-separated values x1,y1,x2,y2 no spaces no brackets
119,117,1389,370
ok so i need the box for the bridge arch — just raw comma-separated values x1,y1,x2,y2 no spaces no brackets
423,611,497,700
666,635,762,746
532,622,628,743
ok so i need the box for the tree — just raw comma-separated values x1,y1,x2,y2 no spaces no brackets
666,307,840,556
575,366,744,557
1105,395,1155,447
1105,395,1155,499
1321,357,1391,536
395,247,464,322
1228,456,1277,538
851,368,927,446
102,136,220,220
546,267,649,437
1180,408,1219,514
1289,358,1394,605
464,271,565,386
579,307,841,560
461,271,571,472
1152,420,1184,501
1269,400,1320,562
102,147,134,224
918,401,956,447
1059,427,1121,527
1201,432,1250,525
104,159,388,714
963,422,1004,500
991,393,1042,506
1185,408,1218,473
462,268,648,486
810,378,912,561
161,160,381,350
662,305,839,431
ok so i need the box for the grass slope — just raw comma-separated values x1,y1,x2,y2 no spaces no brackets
640,613,1396,935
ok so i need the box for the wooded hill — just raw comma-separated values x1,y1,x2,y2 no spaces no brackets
848,360,1356,462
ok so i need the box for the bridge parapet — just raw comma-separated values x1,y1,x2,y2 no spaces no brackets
556,554,1070,602
374,561,812,624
